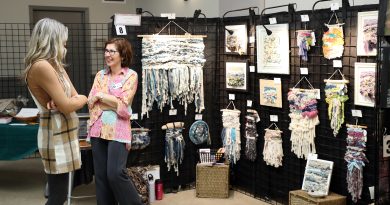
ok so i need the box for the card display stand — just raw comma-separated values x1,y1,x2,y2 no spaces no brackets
289,190,346,205
196,163,229,198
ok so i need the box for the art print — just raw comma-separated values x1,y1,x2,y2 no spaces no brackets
225,25,248,55
256,24,289,74
225,62,247,91
259,79,282,108
354,62,376,107
302,159,333,196
357,11,378,56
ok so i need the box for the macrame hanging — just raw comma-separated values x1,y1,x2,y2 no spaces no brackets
296,30,316,61
288,77,319,159
263,124,283,168
163,122,185,176
139,23,206,119
344,123,369,203
221,101,241,164
244,109,260,162
322,12,345,59
324,69,349,136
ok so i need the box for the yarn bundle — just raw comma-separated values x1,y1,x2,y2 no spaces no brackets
221,108,241,164
263,128,283,167
325,82,348,136
288,89,319,159
344,127,369,203
244,109,260,162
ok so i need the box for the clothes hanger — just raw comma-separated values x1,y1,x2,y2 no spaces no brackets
138,20,207,38
131,121,150,132
324,69,349,84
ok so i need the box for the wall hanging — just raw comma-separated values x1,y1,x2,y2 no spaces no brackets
322,12,344,59
225,61,248,91
256,24,290,74
301,158,334,197
162,122,185,176
263,123,283,168
131,121,151,150
138,21,207,118
357,11,378,56
189,120,211,145
354,62,376,107
288,77,319,159
296,30,316,61
244,109,260,162
259,79,282,108
221,101,241,164
225,24,248,55
324,69,349,136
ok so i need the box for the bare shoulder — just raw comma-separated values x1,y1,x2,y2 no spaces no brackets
30,60,56,76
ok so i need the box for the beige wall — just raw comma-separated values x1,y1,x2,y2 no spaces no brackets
0,0,136,23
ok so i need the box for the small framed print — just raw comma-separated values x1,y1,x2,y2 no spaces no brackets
302,159,333,196
357,11,378,56
259,79,282,108
225,24,248,55
354,62,376,107
225,61,248,92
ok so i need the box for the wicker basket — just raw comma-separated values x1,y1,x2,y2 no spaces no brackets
196,164,229,198
289,190,346,205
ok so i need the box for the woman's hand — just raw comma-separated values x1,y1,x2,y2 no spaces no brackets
46,100,57,110
125,143,131,151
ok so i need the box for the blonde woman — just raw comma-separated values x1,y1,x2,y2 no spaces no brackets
23,18,87,205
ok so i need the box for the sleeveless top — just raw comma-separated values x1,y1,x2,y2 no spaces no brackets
26,61,81,174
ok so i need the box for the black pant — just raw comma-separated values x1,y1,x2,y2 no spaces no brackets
46,173,68,205
91,137,143,205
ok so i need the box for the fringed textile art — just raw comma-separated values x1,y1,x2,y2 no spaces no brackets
325,82,348,136
297,30,316,61
244,109,260,161
288,89,319,159
164,128,185,176
221,108,241,164
141,37,206,118
263,128,283,167
322,24,344,59
344,127,368,203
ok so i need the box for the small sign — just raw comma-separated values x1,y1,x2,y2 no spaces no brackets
249,66,255,73
274,77,281,84
195,114,203,120
247,100,252,107
301,14,310,22
270,115,278,122
130,113,138,120
315,89,321,100
308,153,318,160
351,109,362,117
249,36,255,43
114,14,141,26
333,60,342,68
115,25,127,35
331,3,340,11
161,13,176,19
300,67,308,75
229,94,235,100
384,135,390,157
169,109,177,116
269,17,277,25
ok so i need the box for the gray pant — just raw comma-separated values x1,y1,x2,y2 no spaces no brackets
46,173,68,205
91,137,143,205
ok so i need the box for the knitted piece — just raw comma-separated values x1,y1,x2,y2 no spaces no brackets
164,128,185,176
297,30,316,61
221,109,241,164
263,129,283,167
322,24,344,59
325,82,349,136
344,127,368,203
244,109,260,161
288,89,319,159
141,37,206,119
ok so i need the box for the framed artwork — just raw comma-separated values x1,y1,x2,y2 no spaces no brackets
259,79,282,108
225,25,248,55
302,159,334,196
225,61,248,91
354,62,376,107
357,11,378,56
256,24,290,74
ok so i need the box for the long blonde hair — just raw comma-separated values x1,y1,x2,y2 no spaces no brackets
23,18,68,80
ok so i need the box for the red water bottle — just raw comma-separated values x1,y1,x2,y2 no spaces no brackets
155,179,163,200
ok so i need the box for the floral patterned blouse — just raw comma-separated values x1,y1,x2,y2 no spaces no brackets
87,67,138,143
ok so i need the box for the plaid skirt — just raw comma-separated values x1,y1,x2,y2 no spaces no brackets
38,110,81,174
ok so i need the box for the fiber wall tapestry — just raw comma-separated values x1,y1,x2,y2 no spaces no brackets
256,24,290,74
302,158,333,196
357,11,378,56
141,36,206,118
354,62,376,107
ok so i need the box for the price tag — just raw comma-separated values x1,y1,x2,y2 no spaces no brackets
169,109,177,116
161,13,176,19
331,3,339,11
270,115,278,122
351,109,362,117
274,77,281,84
130,113,138,120
300,67,308,75
269,17,277,25
384,135,390,157
249,36,255,43
301,14,310,22
249,66,255,73
308,153,318,160
115,25,127,35
247,100,253,107
333,60,342,68
229,94,235,100
195,114,203,120
315,89,321,100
